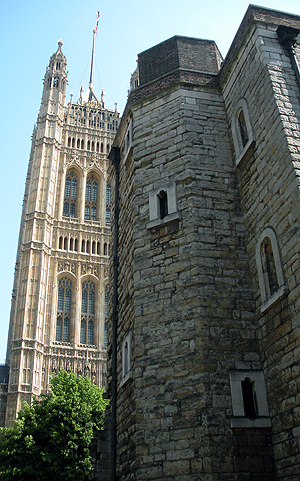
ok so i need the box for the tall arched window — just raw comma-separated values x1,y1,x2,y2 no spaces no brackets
256,226,288,312
80,280,95,345
85,174,98,221
231,98,255,166
238,110,248,148
63,171,77,218
56,278,72,342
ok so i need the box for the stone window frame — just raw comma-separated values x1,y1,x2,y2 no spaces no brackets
229,370,271,428
256,226,288,313
120,331,132,387
147,181,181,229
231,98,256,166
55,275,75,345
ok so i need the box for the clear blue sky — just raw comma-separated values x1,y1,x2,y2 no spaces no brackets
1,0,300,363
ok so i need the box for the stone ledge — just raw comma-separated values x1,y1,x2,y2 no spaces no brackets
147,212,181,230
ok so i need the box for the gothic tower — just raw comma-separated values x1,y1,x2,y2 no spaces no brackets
1,39,119,427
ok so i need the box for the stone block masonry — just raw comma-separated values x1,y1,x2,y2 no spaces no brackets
105,5,300,481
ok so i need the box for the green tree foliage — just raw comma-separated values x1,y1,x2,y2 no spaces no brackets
0,370,109,481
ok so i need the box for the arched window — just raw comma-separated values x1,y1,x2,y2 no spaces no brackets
72,138,75,148
256,227,288,312
56,278,72,343
59,236,63,249
80,281,95,345
106,143,110,153
87,140,90,151
101,143,104,153
63,171,77,218
77,138,80,149
85,174,98,221
96,141,99,152
238,110,248,148
53,77,59,88
231,98,255,166
91,141,95,151
81,139,84,149
261,238,279,297
104,242,107,256
67,137,71,147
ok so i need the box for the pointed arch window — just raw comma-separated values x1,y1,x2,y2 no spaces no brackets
85,174,98,221
80,281,95,345
56,278,72,343
63,171,77,218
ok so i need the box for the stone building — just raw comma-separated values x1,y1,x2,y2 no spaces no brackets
106,5,300,481
0,40,119,427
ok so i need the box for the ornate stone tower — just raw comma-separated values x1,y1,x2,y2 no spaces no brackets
2,39,119,427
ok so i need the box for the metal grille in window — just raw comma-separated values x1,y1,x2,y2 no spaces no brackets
106,208,111,224
85,176,98,220
63,172,77,218
104,322,108,347
80,281,95,345
106,184,111,204
56,278,72,342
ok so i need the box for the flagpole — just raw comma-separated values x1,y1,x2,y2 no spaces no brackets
88,11,101,98
89,28,96,87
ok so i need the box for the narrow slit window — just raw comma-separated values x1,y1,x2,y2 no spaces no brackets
241,377,257,420
158,190,168,219
238,110,248,148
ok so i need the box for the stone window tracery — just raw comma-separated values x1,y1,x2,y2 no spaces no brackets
80,280,95,345
85,174,98,221
56,278,72,343
63,171,77,218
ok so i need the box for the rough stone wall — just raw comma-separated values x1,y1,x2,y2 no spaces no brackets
222,17,300,481
110,76,276,479
108,131,136,479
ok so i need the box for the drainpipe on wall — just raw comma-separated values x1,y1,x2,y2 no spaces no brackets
109,146,120,481
277,25,300,91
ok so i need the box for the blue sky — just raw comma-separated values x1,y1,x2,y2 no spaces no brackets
1,0,300,363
